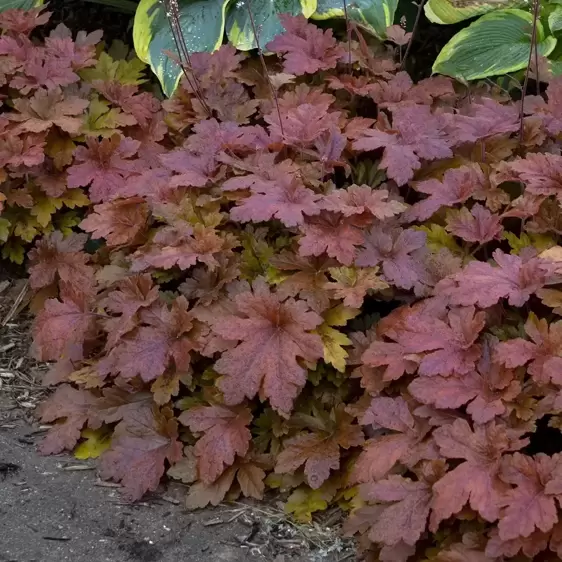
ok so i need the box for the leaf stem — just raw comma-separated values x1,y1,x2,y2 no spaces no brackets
244,0,285,140
401,0,427,70
519,0,540,144
163,0,211,116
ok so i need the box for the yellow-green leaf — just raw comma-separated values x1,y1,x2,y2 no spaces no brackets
0,217,11,242
61,189,91,209
416,224,463,254
285,482,338,523
80,52,147,86
316,305,360,372
2,239,25,264
74,428,112,460
31,195,63,228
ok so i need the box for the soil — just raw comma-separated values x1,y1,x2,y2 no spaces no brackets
0,279,356,562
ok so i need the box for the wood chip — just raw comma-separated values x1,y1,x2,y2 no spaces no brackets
60,465,95,472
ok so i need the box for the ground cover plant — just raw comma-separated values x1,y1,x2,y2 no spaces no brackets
7,4,562,562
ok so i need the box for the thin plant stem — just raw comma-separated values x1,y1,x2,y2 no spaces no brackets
244,0,284,139
163,0,211,116
519,0,540,144
401,0,427,69
342,0,352,68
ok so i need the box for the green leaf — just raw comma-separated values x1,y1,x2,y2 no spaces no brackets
0,0,43,10
550,6,562,33
0,218,11,243
312,0,397,39
133,0,228,97
227,0,316,51
424,0,521,25
433,9,557,81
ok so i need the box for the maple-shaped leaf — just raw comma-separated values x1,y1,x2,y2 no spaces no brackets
90,387,153,427
99,296,196,382
352,104,452,185
221,154,299,192
99,406,182,501
28,231,94,290
506,153,562,204
352,397,437,483
93,80,159,127
409,338,521,423
0,131,45,168
446,204,503,244
275,409,364,488
38,384,98,454
271,252,336,313
485,527,550,559
322,184,406,223
430,419,528,530
524,77,562,135
438,249,555,308
446,97,519,144
67,134,143,202
0,7,51,35
159,145,217,188
405,164,486,222
211,280,324,416
13,47,78,94
497,452,562,540
9,87,88,135
266,14,345,75
33,283,96,362
230,174,322,227
369,72,454,109
356,224,428,292
45,24,102,71
265,102,341,146
79,197,148,247
101,273,159,347
131,225,225,272
298,211,364,266
359,474,434,547
495,314,562,385
179,404,252,484
324,266,389,308
185,453,271,508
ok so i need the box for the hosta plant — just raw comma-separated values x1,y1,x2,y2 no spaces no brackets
133,0,399,95
426,0,561,81
8,5,562,562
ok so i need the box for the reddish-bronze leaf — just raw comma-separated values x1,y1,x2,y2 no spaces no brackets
99,296,196,382
79,197,148,247
275,410,364,488
430,419,528,530
212,280,324,416
28,231,94,291
179,404,252,484
38,384,99,454
99,406,182,501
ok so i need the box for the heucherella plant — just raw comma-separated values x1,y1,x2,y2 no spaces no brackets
7,6,562,562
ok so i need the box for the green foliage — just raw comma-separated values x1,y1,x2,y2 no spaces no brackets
132,0,398,95
427,0,562,81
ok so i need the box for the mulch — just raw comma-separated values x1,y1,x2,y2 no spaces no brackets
0,277,47,426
